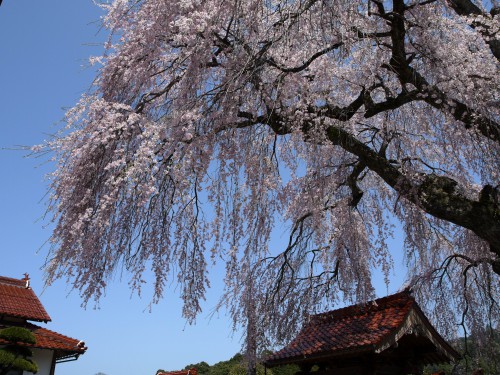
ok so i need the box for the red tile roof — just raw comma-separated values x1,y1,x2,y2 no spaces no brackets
265,290,459,366
0,322,87,359
0,275,51,322
158,369,198,375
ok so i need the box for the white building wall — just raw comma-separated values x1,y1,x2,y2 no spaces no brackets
23,348,54,375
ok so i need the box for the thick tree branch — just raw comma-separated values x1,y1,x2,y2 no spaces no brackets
396,66,500,143
235,7,500,254
364,89,419,118
447,0,482,15
446,0,500,60
386,0,500,144
237,107,500,272
346,162,366,207
265,42,343,73
325,125,500,272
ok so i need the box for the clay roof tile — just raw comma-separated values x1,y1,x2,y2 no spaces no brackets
265,291,416,365
0,276,51,322
0,322,87,359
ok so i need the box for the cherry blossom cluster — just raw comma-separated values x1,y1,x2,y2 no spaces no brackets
41,0,499,350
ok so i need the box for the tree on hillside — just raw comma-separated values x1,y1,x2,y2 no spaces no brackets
0,327,38,375
424,326,500,375
183,353,295,375
41,0,499,360
228,361,271,375
185,354,245,375
183,362,211,375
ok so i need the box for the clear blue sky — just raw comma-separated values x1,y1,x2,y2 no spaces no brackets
0,2,405,375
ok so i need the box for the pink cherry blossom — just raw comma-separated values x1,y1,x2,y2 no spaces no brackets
40,0,499,355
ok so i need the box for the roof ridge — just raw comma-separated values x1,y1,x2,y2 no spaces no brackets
310,290,414,322
0,275,25,287
0,276,52,322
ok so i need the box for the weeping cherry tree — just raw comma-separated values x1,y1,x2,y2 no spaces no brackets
41,0,499,359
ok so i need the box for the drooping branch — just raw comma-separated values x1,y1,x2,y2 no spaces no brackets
44,0,500,350
237,106,500,272
386,0,500,144
363,89,419,118
394,65,500,144
446,0,500,60
323,125,500,265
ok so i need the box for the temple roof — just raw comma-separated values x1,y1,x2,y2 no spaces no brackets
0,275,51,322
0,322,87,360
265,290,460,367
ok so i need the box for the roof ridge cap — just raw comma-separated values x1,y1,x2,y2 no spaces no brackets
0,276,25,287
310,291,414,322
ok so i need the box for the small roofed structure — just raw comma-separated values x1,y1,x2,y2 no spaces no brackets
265,290,459,375
0,274,87,374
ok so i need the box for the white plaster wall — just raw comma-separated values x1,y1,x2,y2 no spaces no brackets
23,348,53,375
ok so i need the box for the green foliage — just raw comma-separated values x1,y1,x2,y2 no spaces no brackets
0,352,38,374
174,352,297,375
229,354,243,363
209,359,235,375
12,358,38,374
180,353,279,375
0,327,36,345
269,364,299,375
0,350,16,366
183,361,211,375
423,328,500,375
258,350,297,375
205,353,243,375
0,327,38,375
227,363,246,375
423,363,454,375
228,362,271,375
